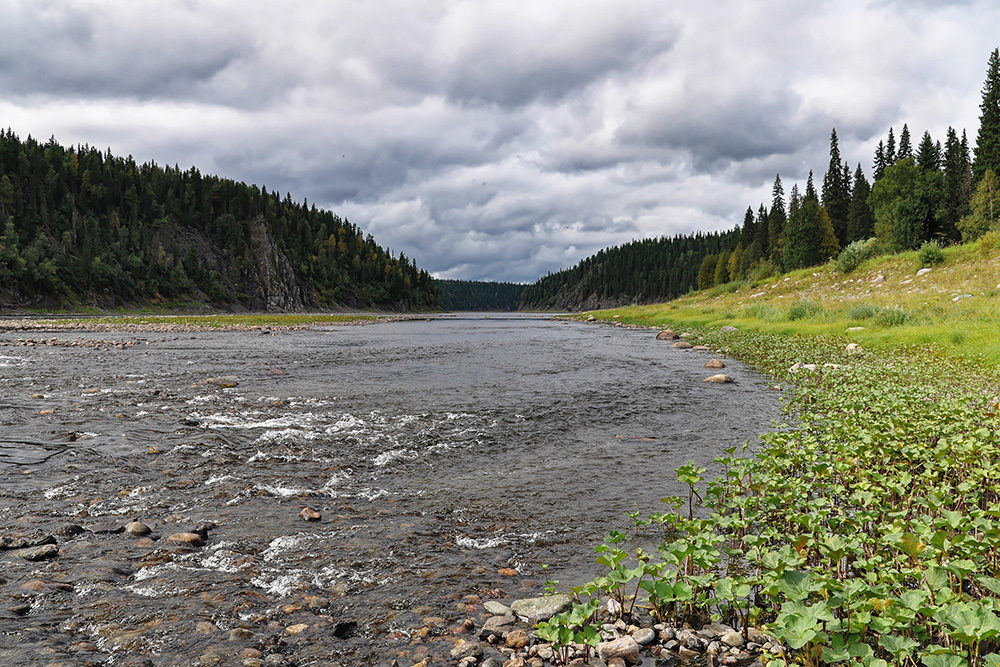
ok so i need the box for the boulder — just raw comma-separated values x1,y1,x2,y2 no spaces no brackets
166,532,204,547
672,341,693,350
692,345,712,351
720,326,738,332
479,614,516,640
704,358,726,369
656,330,679,340
845,343,863,356
703,374,734,384
510,594,572,621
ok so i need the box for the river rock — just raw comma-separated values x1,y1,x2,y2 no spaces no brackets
672,341,693,350
722,630,744,648
656,330,679,340
510,594,571,621
17,544,59,561
597,635,639,664
451,640,486,660
720,326,738,332
299,507,321,521
704,358,726,369
692,345,712,351
506,629,530,649
479,613,516,639
166,532,204,547
125,521,152,537
632,627,656,645
484,600,511,615
703,374,734,383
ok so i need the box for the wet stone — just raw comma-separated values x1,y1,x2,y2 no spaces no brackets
87,522,123,534
18,544,59,561
166,532,204,547
124,521,152,537
510,594,572,621
632,627,656,645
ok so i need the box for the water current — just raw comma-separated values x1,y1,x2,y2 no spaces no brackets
0,315,782,666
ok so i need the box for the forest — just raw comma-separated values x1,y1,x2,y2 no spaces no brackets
520,49,1000,311
436,279,525,311
0,131,438,311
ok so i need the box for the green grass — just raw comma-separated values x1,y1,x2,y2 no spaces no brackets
28,313,378,328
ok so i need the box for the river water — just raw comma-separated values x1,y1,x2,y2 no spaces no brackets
0,315,780,666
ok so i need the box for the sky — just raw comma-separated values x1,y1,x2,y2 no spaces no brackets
1,1,997,283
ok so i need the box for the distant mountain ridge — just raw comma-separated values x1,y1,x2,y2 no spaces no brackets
0,130,438,311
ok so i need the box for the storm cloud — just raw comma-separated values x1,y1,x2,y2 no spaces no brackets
1,0,997,282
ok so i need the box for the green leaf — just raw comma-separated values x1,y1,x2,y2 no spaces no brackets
879,634,919,660
920,651,968,667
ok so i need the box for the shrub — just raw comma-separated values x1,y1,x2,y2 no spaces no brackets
787,300,823,321
837,238,879,274
874,305,911,327
917,240,944,267
847,303,879,320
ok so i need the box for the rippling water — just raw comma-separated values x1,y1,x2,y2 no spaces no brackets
0,316,780,665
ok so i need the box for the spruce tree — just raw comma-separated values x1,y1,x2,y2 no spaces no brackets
847,164,875,243
767,174,786,269
822,128,851,247
874,140,887,181
974,48,1000,183
942,127,972,241
916,130,941,171
886,127,897,165
897,124,913,161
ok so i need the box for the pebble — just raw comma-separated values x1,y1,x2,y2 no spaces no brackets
632,627,656,646
506,629,530,649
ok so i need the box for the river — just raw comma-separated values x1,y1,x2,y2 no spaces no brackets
0,315,780,666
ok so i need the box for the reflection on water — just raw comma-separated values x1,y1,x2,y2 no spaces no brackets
0,316,780,665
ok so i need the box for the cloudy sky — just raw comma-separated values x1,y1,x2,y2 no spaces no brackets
1,1,997,282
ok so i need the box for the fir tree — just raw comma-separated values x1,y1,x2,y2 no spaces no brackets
886,127,897,165
767,174,786,269
974,48,1000,182
822,128,851,247
916,130,941,171
942,126,972,241
874,140,887,181
847,164,875,243
897,124,913,161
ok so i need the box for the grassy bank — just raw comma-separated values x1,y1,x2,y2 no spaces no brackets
0,313,382,332
542,242,1000,667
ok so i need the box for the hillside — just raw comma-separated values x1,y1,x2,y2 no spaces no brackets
0,131,438,311
436,279,525,311
586,233,1000,363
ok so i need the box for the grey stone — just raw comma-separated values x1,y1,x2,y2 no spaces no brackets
632,627,656,646
451,640,486,660
672,341,693,350
703,374,734,383
479,614,516,639
510,594,572,621
17,544,59,561
484,600,511,615
722,630,744,648
720,326,738,332
596,635,639,665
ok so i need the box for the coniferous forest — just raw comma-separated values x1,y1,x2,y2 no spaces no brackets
520,48,1000,311
436,279,525,311
0,131,438,311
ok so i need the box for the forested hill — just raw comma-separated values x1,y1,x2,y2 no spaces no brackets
0,130,438,311
436,279,525,310
519,229,741,311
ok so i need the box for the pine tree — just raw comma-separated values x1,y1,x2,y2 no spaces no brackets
886,127,897,165
822,128,851,247
974,48,1000,183
897,124,913,161
847,164,875,243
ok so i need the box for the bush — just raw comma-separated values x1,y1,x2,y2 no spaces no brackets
847,303,879,320
917,240,944,267
837,238,879,274
874,305,911,327
787,300,823,321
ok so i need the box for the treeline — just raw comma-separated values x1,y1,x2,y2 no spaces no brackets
521,48,1000,310
436,279,525,311
520,229,741,310
0,130,438,310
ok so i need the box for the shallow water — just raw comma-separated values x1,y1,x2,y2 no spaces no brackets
0,316,780,665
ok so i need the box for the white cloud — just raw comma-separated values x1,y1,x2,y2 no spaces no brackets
1,0,997,282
